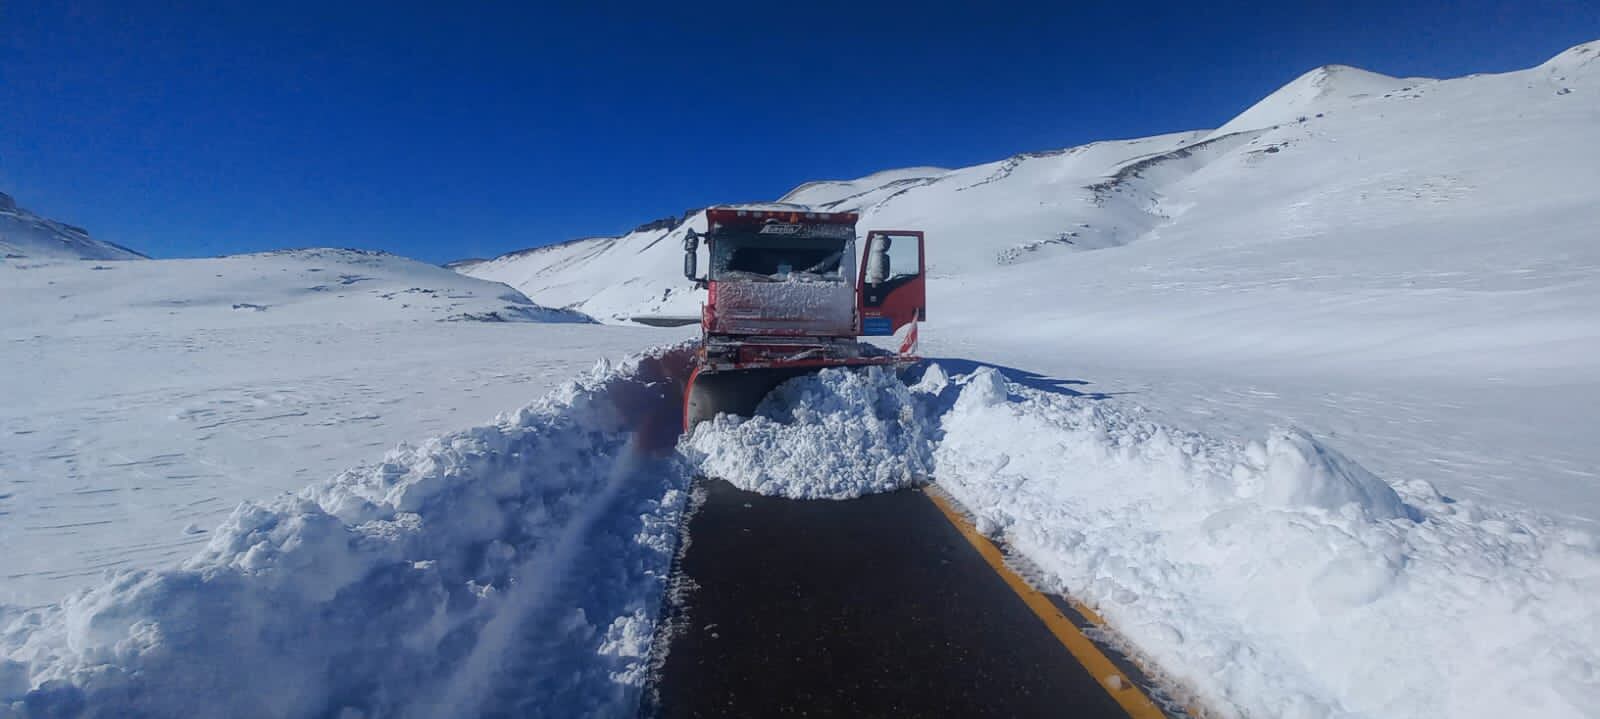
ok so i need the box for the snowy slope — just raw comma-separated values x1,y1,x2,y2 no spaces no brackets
922,39,1600,372
463,42,1598,332
779,166,951,207
0,192,146,262
915,40,1600,528
460,217,709,323
1205,64,1423,138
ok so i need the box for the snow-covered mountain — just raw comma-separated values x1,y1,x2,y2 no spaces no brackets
461,40,1600,340
459,215,705,323
0,192,147,261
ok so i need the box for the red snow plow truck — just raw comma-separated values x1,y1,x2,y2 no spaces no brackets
681,205,927,429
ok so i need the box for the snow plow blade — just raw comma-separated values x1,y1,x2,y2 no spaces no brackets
683,365,820,431
682,354,915,432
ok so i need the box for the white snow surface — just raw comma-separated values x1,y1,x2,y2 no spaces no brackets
682,366,935,499
0,194,145,262
0,251,690,607
1,346,696,718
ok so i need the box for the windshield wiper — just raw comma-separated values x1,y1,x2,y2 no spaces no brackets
800,251,843,275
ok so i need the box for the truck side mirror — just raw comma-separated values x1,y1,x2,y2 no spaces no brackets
683,229,699,282
865,234,890,284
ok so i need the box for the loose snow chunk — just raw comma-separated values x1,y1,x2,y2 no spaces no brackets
683,366,936,499
910,363,950,395
958,366,1010,408
1252,428,1408,520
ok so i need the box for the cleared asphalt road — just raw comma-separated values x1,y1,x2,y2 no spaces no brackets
645,478,1163,718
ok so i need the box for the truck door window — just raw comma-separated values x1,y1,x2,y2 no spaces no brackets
866,233,921,285
861,232,924,308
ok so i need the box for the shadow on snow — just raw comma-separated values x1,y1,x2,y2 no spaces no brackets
921,356,1132,401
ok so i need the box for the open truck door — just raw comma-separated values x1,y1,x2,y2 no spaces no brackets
859,230,926,354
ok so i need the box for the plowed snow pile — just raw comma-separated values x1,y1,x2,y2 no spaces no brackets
681,366,936,499
936,367,1600,719
0,348,693,718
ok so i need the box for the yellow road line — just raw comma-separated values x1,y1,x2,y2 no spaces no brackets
923,487,1168,719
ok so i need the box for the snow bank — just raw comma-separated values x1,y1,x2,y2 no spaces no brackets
0,346,696,719
936,367,1600,718
681,366,936,499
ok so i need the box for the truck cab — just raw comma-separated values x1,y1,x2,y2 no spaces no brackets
685,205,925,349
681,204,927,428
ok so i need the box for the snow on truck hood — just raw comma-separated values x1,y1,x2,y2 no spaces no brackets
712,276,856,333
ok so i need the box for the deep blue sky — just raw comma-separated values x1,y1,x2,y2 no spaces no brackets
2,1,1595,263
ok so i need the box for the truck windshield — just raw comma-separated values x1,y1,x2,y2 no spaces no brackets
710,235,848,283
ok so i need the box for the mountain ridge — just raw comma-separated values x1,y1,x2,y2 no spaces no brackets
457,39,1599,333
0,192,148,262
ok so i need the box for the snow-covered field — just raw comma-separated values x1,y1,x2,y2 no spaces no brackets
2,250,697,715
3,40,1598,719
0,251,688,607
